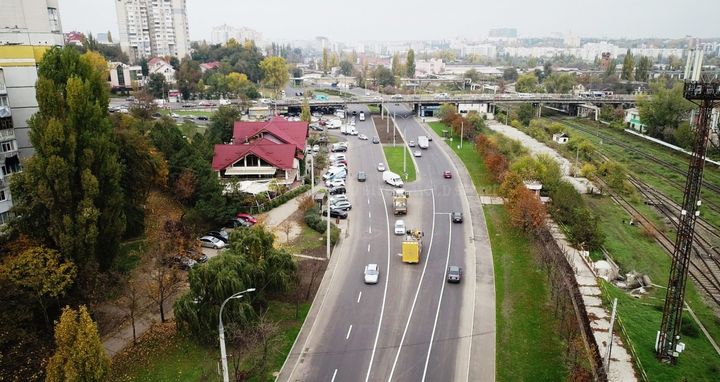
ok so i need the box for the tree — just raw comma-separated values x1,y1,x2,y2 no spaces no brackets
301,99,311,122
45,305,110,382
605,59,616,77
146,220,186,323
543,73,576,93
208,105,242,144
637,81,693,138
503,67,518,81
374,66,395,87
146,72,168,99
635,56,652,82
1,246,77,327
81,51,108,80
406,49,416,78
391,54,404,77
515,73,539,93
543,61,553,78
464,69,480,83
129,89,158,120
226,72,252,99
322,48,329,74
10,46,125,270
176,58,202,100
506,185,546,233
260,56,289,97
436,103,458,122
517,103,534,125
673,122,694,149
621,49,634,81
339,60,353,76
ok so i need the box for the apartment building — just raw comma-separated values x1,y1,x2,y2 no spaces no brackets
115,0,190,61
0,0,65,224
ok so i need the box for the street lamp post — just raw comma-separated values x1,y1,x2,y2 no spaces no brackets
460,121,464,149
310,154,314,193
403,123,407,176
219,288,256,382
393,112,396,147
326,145,331,260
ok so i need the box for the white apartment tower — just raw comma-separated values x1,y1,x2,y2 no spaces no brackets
115,0,190,61
0,0,65,224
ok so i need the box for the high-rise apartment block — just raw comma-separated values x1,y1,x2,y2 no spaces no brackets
115,0,190,61
210,24,262,45
0,0,65,224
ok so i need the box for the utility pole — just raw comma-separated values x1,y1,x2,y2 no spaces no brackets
403,123,407,176
326,146,331,260
310,154,314,192
393,112,396,147
604,298,618,374
460,121,464,149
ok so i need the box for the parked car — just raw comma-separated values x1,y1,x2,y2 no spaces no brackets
330,195,349,203
451,212,464,223
413,150,422,157
394,219,406,235
328,186,346,195
358,134,368,140
236,213,257,224
326,179,346,188
167,254,197,270
447,266,463,283
331,145,347,152
443,170,453,179
330,200,352,211
372,137,380,144
185,249,208,263
408,140,416,147
225,218,252,229
364,263,380,284
199,236,226,249
321,209,348,219
357,171,367,182
207,230,229,243
377,163,386,172
197,116,209,121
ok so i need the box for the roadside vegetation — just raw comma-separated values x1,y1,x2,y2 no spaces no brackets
382,146,417,182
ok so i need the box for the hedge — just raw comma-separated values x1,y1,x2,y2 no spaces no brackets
304,206,340,245
258,184,310,213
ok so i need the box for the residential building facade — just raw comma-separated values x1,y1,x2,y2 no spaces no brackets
115,0,190,61
0,0,64,224
210,24,262,45
109,62,144,91
148,57,176,83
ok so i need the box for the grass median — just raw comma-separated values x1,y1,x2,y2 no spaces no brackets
382,145,416,182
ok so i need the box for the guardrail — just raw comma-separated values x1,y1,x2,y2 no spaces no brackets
271,94,638,107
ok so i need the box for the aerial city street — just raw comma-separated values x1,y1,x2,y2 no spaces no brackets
1,0,720,381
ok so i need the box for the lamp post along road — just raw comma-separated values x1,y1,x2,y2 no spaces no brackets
460,121,464,149
219,288,256,382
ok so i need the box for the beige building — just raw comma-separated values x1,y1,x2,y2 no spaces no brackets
115,0,190,61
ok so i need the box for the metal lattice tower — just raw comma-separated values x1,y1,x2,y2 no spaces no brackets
657,47,720,363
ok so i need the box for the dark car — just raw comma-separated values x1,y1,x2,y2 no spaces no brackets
447,266,463,283
321,209,348,219
197,116,209,121
185,249,208,263
372,137,380,144
225,218,252,229
357,171,367,182
352,110,358,116
166,254,197,270
451,212,463,223
329,186,346,195
207,230,229,243
443,170,452,179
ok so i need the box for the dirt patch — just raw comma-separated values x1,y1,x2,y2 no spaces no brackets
372,115,405,145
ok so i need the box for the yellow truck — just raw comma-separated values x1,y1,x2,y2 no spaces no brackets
401,229,424,263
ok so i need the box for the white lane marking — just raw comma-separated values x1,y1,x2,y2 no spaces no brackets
369,226,372,234
367,244,371,252
357,291,362,303
365,189,392,382
387,188,437,381
369,211,371,219
422,215,453,381
368,198,371,205
331,369,338,382
346,325,353,340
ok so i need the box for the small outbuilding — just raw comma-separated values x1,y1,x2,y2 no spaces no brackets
552,132,569,144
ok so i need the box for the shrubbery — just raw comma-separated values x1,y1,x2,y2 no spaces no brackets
304,206,340,245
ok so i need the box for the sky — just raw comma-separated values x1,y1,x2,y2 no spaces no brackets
59,0,720,44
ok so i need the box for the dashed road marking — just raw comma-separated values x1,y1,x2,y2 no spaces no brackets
346,325,353,340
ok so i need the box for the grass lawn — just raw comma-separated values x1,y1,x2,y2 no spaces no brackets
428,122,496,192
382,145,417,182
113,238,146,274
109,301,311,382
367,104,380,114
485,205,568,381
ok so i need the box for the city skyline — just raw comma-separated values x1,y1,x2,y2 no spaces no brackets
59,0,720,45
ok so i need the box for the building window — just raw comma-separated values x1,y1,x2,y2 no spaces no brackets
0,211,11,225
1,142,13,152
0,189,6,201
47,7,61,32
0,96,8,107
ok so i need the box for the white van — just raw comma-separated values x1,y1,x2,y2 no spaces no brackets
327,119,342,129
383,171,404,187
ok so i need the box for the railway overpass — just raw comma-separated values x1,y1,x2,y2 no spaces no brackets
271,93,637,117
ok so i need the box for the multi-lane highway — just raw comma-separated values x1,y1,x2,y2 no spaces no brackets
278,99,494,381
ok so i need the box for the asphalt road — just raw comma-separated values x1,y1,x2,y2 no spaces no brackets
279,101,485,381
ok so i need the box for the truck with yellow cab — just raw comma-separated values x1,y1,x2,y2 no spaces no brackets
401,229,424,263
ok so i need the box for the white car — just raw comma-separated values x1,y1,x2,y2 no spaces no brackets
408,140,416,147
365,91,371,96
336,141,349,148
358,134,368,140
330,195,349,204
330,200,352,211
312,144,320,153
377,162,386,172
199,235,226,249
394,220,406,235
413,150,422,157
170,112,180,118
364,264,380,284
325,179,346,188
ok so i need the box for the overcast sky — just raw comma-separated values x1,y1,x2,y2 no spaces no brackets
59,0,720,43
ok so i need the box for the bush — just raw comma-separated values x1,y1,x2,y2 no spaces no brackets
304,206,339,245
259,184,310,213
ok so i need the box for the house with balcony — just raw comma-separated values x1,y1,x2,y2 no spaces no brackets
0,74,20,225
212,117,308,194
148,57,176,84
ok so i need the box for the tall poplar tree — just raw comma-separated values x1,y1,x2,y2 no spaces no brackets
621,49,635,81
406,49,416,78
10,47,125,270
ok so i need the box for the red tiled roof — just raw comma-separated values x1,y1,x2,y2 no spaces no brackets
200,61,221,70
232,117,308,152
212,139,296,171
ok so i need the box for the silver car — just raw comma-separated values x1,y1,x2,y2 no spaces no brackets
364,264,380,284
377,162,386,171
199,235,226,249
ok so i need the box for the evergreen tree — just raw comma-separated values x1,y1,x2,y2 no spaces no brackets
406,49,416,78
11,47,125,270
45,305,110,382
621,49,635,81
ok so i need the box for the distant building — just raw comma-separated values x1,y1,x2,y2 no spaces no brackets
200,61,221,73
488,28,517,42
552,133,569,144
563,32,581,48
415,59,445,76
64,31,84,46
0,0,65,224
108,62,144,91
148,57,176,84
115,0,190,61
461,44,497,58
210,24,262,45
624,108,646,133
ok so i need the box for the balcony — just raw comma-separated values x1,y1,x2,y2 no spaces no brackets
223,165,277,177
